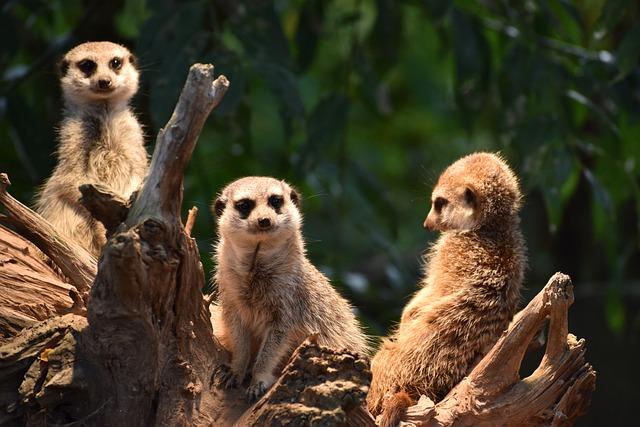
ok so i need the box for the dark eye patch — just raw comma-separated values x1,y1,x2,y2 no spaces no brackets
234,198,255,218
268,195,284,211
77,59,97,77
464,187,476,205
433,197,448,213
109,57,123,72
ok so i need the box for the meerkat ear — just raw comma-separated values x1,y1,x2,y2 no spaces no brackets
464,187,477,206
213,198,226,217
58,59,70,76
290,188,301,207
129,54,137,66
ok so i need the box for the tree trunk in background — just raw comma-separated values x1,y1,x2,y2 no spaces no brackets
0,64,595,426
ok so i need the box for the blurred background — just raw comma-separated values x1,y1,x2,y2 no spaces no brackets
1,0,638,424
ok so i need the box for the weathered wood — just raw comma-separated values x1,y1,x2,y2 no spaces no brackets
0,224,84,339
0,63,229,426
184,206,198,237
79,183,131,235
233,337,371,426
399,273,596,426
0,173,96,295
0,314,88,424
127,64,228,225
80,63,229,426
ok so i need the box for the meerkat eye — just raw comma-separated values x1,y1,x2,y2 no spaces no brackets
464,188,476,206
109,57,123,71
268,195,284,210
433,197,448,213
234,199,255,218
77,59,96,77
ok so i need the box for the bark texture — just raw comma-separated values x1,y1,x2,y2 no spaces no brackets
0,63,594,426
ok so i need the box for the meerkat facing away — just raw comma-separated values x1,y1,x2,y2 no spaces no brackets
211,176,369,401
367,152,526,426
35,41,148,256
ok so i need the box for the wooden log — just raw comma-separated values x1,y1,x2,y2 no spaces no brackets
399,273,596,426
0,224,84,339
0,173,96,296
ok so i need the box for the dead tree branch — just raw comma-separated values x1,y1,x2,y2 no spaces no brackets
399,273,596,426
0,225,84,338
0,173,96,295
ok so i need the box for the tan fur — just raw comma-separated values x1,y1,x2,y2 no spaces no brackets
367,152,527,421
379,390,413,427
35,42,148,256
212,176,369,401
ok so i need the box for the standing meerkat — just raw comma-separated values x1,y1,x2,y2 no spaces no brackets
367,152,526,426
211,176,369,401
35,41,148,256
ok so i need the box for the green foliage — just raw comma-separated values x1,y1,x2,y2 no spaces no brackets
1,0,639,335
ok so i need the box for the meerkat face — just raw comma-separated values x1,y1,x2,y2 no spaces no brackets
213,177,302,246
424,152,522,232
58,41,138,105
424,184,479,232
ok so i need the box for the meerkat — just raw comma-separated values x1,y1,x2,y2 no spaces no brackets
211,176,369,401
367,152,526,426
35,41,148,256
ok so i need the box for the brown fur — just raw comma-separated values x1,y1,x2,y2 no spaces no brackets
367,152,527,422
35,42,147,256
379,390,413,427
212,176,369,401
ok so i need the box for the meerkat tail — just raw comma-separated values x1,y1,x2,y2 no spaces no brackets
379,391,413,427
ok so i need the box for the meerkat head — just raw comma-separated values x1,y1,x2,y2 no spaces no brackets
213,177,302,247
424,152,522,232
58,41,138,106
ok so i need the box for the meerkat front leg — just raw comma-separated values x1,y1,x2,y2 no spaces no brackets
217,314,251,389
246,325,289,402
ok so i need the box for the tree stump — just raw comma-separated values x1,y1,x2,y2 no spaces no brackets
0,64,595,426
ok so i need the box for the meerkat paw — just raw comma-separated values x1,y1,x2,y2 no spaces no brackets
246,374,276,403
246,381,269,403
211,364,240,389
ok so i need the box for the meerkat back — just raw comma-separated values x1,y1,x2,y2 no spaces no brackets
35,41,148,256
367,152,526,426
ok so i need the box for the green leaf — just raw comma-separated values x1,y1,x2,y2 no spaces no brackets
295,0,325,71
423,0,452,21
584,167,614,217
116,0,151,39
451,8,491,123
592,0,632,40
298,92,348,172
614,25,640,80
524,142,580,233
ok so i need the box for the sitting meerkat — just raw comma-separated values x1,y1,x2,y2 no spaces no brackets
35,41,148,256
211,176,369,401
367,152,526,426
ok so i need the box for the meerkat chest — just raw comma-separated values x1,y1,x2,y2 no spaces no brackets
231,269,298,331
75,110,146,194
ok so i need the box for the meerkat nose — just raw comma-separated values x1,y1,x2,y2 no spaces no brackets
423,213,437,231
258,218,271,229
98,78,112,89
